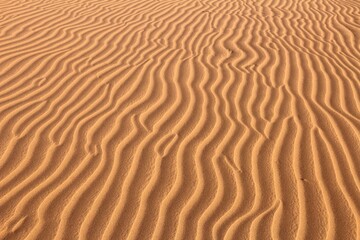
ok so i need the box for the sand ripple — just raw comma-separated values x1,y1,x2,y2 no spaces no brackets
0,0,359,239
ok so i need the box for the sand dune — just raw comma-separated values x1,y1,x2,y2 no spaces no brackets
0,0,359,239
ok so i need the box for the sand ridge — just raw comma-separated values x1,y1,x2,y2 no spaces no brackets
0,0,359,239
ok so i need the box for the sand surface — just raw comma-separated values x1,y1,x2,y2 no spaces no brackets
0,0,360,239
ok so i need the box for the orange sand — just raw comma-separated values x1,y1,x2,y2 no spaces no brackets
0,0,359,239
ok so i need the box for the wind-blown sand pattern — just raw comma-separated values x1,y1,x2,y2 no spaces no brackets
0,0,359,239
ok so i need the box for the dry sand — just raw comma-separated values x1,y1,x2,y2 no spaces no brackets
0,0,360,239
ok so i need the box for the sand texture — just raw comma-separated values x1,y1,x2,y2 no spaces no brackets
0,0,360,239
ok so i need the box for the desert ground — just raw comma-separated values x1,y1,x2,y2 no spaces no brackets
0,0,359,239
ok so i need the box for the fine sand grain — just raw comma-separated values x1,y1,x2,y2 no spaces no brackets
0,0,360,239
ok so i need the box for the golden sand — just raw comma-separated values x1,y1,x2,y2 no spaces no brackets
0,0,359,239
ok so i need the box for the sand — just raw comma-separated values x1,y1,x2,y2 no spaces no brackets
0,0,359,239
